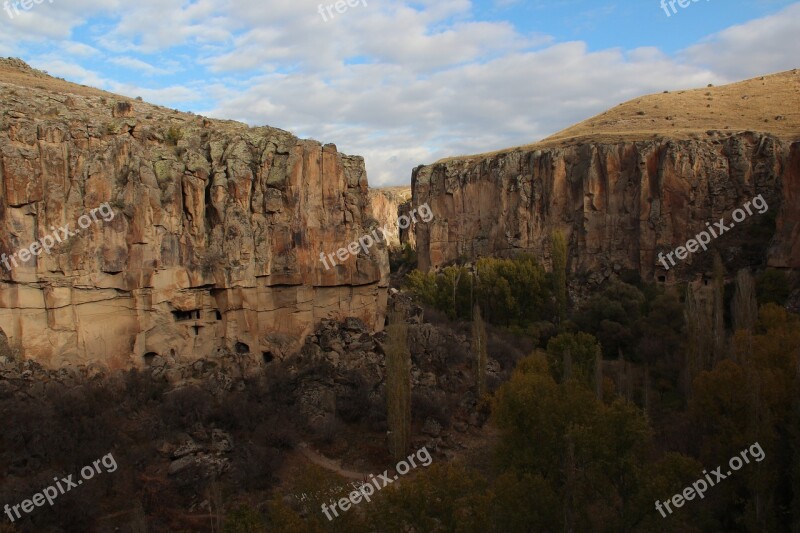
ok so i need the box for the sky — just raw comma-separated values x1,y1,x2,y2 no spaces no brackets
0,0,798,186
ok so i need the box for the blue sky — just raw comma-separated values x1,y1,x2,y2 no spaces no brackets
477,1,794,53
1,0,798,185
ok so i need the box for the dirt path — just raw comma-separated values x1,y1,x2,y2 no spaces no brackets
297,442,369,480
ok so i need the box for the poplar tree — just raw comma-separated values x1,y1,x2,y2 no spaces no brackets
594,346,603,402
712,252,727,364
472,303,488,398
385,309,411,460
732,268,758,333
551,230,568,320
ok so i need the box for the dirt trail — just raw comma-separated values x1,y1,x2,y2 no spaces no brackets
297,442,368,480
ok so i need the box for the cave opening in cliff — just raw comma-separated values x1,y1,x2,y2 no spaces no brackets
262,351,274,364
143,352,158,365
173,310,200,321
235,341,250,354
214,310,222,320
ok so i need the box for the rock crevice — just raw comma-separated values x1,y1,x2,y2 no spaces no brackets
0,69,388,367
412,133,800,284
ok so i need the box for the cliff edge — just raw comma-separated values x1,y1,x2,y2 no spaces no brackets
413,70,800,285
0,58,388,368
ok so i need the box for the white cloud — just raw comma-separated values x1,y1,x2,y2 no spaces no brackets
105,82,202,105
60,41,102,58
206,41,723,185
681,3,800,81
29,57,109,88
4,0,800,187
108,56,171,76
200,2,800,186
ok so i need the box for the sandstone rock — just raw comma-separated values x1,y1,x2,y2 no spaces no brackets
367,187,411,249
422,418,442,437
210,429,234,454
172,437,203,459
413,134,800,284
168,456,196,476
208,372,233,394
343,316,367,333
0,62,389,368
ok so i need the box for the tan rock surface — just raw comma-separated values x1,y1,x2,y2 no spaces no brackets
413,71,800,284
0,59,388,367
367,186,412,249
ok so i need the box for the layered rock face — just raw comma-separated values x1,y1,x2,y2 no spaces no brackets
413,133,800,283
0,60,387,368
367,187,412,249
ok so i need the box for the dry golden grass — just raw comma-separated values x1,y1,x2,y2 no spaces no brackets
0,57,122,100
0,57,255,134
4,58,797,167
370,186,412,200
437,69,800,163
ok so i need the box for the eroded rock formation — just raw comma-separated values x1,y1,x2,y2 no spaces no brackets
413,134,800,284
413,71,800,285
367,187,412,249
0,60,387,368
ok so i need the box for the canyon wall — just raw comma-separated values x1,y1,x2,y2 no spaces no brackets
367,187,412,249
412,133,800,284
0,63,388,368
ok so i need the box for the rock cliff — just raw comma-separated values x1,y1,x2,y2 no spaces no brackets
413,70,800,285
0,59,387,368
367,187,412,249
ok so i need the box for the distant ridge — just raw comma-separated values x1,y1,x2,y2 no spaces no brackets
439,69,800,162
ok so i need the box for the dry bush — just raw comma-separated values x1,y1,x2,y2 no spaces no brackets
335,370,372,423
412,390,450,427
159,385,213,429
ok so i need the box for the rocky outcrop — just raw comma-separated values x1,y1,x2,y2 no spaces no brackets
367,187,412,249
413,133,800,284
0,60,387,368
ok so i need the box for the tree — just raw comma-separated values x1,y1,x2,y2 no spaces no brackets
712,252,727,364
732,269,758,333
594,345,603,402
404,270,437,307
684,282,713,397
406,255,554,327
546,332,602,385
688,305,800,530
207,479,224,532
756,269,790,306
574,279,644,360
385,309,411,460
362,463,487,532
492,352,658,531
224,505,266,533
472,303,488,398
551,230,568,320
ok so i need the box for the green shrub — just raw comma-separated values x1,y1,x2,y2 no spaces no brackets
165,125,183,145
404,255,555,326
224,505,266,533
756,269,790,306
